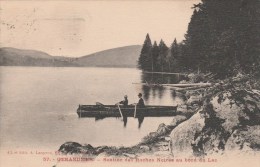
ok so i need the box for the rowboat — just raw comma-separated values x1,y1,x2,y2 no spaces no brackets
77,104,177,118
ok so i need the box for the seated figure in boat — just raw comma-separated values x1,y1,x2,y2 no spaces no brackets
137,93,145,108
117,95,128,106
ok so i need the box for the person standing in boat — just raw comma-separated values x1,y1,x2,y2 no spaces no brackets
137,93,145,108
118,95,128,106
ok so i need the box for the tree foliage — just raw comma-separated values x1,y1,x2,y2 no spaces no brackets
138,33,152,71
138,0,259,78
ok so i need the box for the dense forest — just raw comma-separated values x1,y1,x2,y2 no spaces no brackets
138,0,260,78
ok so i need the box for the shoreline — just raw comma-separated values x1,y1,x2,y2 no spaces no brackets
58,73,260,158
58,83,202,157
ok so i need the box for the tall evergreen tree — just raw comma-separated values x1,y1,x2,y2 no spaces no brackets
138,33,152,71
170,38,180,72
157,40,169,72
183,8,212,72
138,0,259,76
151,41,159,72
182,0,260,77
170,38,178,58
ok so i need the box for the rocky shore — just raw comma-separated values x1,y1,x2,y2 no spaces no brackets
58,73,260,158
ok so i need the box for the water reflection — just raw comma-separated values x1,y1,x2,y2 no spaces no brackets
95,116,145,128
123,116,127,127
123,116,144,128
93,72,187,129
141,72,185,85
138,116,144,129
139,72,186,104
1,67,188,148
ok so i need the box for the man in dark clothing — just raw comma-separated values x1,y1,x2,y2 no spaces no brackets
137,93,145,107
119,95,128,106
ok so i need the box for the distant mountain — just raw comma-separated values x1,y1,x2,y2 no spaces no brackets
0,47,53,59
74,45,142,68
0,47,76,67
0,45,142,68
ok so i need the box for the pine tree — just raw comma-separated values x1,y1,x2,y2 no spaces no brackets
138,33,152,71
157,40,169,72
138,0,259,77
171,39,178,58
182,0,259,77
169,38,179,72
151,41,159,72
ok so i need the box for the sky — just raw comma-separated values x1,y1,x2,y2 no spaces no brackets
0,0,200,57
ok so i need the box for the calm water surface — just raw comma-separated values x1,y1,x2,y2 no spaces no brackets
0,67,185,150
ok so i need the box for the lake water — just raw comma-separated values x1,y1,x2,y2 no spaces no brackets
0,67,185,151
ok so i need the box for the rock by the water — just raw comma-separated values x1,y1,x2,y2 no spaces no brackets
58,142,83,154
156,141,169,151
58,142,97,155
95,146,109,154
140,145,150,151
170,88,260,157
225,126,260,152
164,136,171,141
187,95,202,105
95,152,110,159
169,115,187,127
153,151,172,157
170,110,205,157
177,104,188,113
157,123,171,136
123,153,136,158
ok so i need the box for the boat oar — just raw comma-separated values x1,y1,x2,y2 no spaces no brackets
134,104,137,118
117,104,123,118
79,104,82,118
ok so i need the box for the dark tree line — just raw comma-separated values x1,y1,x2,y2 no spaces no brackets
138,34,180,72
138,0,260,78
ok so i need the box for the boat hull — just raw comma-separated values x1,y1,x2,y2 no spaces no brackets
77,105,177,118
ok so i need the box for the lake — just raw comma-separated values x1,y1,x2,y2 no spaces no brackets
0,67,185,151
